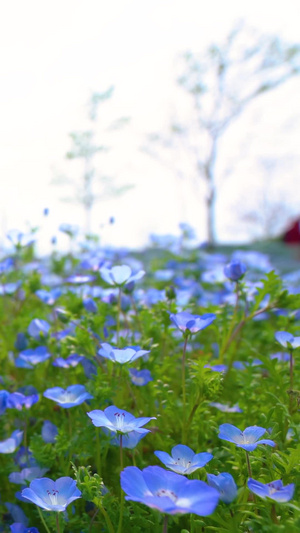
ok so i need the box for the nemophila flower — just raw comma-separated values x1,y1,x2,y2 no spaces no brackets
274,331,300,349
98,343,149,364
59,223,79,237
10,523,39,532
247,478,295,502
0,389,10,415
43,385,93,408
21,477,81,511
66,274,96,284
0,429,23,453
205,364,227,373
210,402,242,413
80,357,97,378
270,352,290,362
121,466,219,516
109,430,149,449
14,447,36,469
218,424,275,452
129,368,153,386
99,265,145,287
207,473,237,504
27,319,50,339
15,333,28,351
0,256,14,273
154,444,213,475
41,420,58,443
5,502,30,528
224,261,247,281
7,391,39,410
35,288,62,305
9,466,49,484
52,354,83,368
0,280,22,296
83,297,98,313
169,311,216,334
87,405,155,436
6,229,35,248
15,347,51,368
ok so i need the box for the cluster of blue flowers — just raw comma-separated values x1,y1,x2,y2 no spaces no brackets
0,232,299,532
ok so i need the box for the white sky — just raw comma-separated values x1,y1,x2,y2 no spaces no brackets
1,0,300,253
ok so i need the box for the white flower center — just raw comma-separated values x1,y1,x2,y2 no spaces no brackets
156,488,178,502
60,392,76,403
114,412,126,430
47,489,59,505
268,483,278,495
234,432,256,445
174,457,192,468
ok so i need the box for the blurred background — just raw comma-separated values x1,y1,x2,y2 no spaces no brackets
1,0,300,254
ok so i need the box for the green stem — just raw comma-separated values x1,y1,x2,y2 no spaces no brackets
96,428,101,476
56,513,61,533
100,505,115,533
117,287,121,345
271,503,278,524
66,410,72,474
162,515,168,533
117,434,124,533
245,451,252,478
120,434,123,471
289,350,294,390
181,335,189,444
37,506,51,533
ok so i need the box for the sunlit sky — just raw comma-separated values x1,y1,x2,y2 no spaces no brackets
1,0,300,253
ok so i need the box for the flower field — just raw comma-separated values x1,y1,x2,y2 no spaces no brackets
0,231,300,532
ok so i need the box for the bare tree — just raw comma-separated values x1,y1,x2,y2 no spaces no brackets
54,88,133,234
144,23,300,246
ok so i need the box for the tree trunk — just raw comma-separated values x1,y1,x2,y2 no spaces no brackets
206,184,217,247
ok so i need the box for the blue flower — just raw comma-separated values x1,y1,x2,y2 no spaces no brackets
83,298,98,313
5,502,29,527
274,331,300,350
66,274,96,284
99,265,145,287
218,424,275,452
120,466,219,516
169,312,216,334
224,261,247,281
87,405,155,435
41,421,58,443
59,223,79,237
207,473,237,504
27,319,50,339
15,347,51,368
129,369,153,386
109,431,148,449
21,477,81,511
7,391,39,410
14,333,28,351
35,288,62,305
6,229,35,248
247,478,295,502
52,354,83,368
43,385,93,408
270,352,290,362
154,444,212,475
98,343,149,364
0,430,23,454
210,402,242,413
9,466,49,484
0,389,10,415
